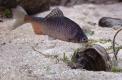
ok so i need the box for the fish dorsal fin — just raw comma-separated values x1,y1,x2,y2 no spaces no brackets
45,8,64,18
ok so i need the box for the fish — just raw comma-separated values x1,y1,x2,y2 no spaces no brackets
12,6,88,43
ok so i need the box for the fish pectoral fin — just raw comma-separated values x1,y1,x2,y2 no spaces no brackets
45,8,64,18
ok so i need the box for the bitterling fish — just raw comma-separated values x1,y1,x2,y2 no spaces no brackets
12,6,88,43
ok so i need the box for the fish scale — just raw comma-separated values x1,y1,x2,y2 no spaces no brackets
39,16,87,42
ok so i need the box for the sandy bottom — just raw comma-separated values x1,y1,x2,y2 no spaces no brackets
0,3,122,80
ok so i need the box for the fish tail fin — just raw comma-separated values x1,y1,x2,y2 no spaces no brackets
11,6,27,30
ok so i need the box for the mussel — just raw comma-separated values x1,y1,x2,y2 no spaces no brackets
99,17,122,28
70,45,112,71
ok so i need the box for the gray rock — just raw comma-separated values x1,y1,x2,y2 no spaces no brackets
50,0,120,6
19,0,50,15
0,0,50,15
0,0,17,8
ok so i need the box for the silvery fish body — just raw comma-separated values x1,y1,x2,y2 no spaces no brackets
30,8,88,43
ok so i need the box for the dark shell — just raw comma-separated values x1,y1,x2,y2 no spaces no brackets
98,17,122,27
70,45,112,71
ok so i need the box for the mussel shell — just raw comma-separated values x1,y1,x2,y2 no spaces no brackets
98,17,122,27
71,45,112,71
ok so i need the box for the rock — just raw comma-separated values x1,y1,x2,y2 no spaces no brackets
50,0,120,6
19,0,50,15
0,0,50,15
0,0,17,8
0,0,121,16
50,0,61,5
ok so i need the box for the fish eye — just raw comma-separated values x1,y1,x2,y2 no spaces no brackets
82,37,88,42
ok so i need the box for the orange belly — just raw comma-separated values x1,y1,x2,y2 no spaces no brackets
24,16,43,35
32,22,43,35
